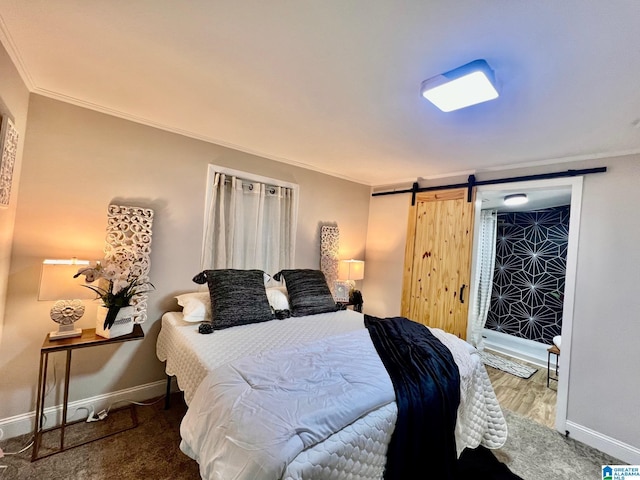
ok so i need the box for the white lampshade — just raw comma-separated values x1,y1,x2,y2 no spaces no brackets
38,259,95,301
338,259,365,281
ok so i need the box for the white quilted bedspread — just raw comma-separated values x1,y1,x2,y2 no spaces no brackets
156,310,507,480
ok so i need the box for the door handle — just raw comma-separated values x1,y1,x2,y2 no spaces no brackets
459,284,466,304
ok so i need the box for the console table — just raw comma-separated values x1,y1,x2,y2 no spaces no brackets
32,324,144,461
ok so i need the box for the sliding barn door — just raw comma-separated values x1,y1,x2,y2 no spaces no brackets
401,188,475,339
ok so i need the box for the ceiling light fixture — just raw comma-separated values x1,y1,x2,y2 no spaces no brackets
420,59,499,112
503,193,528,206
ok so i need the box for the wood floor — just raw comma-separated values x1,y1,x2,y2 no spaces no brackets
484,350,558,429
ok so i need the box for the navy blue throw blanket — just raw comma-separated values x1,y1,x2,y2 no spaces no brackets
364,315,461,480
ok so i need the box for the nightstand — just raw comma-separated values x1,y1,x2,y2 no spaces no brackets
32,324,144,461
337,301,363,313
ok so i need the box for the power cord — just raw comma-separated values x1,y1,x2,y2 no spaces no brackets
72,405,102,423
75,395,167,423
42,359,58,401
0,368,169,478
0,393,168,475
0,358,58,470
0,428,4,474
30,359,59,426
100,395,167,420
0,439,34,456
0,427,34,476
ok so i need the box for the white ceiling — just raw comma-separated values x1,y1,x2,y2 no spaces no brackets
1,1,639,187
480,187,571,212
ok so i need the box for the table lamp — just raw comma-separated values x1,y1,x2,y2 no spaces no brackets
38,258,95,340
338,259,365,291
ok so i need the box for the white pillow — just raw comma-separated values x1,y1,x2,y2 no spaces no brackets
266,286,290,311
175,292,212,322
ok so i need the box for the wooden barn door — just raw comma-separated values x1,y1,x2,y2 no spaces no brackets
401,188,475,339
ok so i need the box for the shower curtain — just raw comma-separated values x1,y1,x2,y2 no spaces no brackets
469,209,498,350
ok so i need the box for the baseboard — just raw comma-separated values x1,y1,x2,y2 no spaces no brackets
482,328,549,368
566,420,640,465
0,378,178,441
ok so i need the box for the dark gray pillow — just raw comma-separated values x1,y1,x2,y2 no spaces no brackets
193,269,274,329
273,269,338,317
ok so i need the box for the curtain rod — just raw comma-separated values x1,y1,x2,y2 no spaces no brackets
372,167,607,205
222,177,283,195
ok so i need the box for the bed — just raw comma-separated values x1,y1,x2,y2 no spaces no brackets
156,269,507,480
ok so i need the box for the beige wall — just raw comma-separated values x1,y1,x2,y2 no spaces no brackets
365,156,640,459
0,94,370,421
0,43,29,343
362,192,409,317
568,157,640,447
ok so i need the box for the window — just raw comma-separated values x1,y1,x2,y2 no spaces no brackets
202,165,298,274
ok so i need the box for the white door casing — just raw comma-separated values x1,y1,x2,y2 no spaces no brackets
468,176,584,434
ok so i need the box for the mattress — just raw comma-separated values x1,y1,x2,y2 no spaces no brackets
156,310,507,479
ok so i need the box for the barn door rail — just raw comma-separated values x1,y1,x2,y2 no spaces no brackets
372,167,607,206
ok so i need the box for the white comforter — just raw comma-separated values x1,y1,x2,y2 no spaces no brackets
178,323,507,480
181,329,394,480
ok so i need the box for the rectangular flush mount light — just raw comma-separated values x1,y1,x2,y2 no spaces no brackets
420,59,499,112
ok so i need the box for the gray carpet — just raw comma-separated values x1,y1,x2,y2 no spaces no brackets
496,409,625,479
0,394,625,479
0,395,200,480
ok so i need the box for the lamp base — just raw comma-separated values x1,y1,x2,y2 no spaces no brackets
49,326,83,340
49,300,85,340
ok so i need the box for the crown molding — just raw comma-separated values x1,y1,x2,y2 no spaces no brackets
0,15,35,90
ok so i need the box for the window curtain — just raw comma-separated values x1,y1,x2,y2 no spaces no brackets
202,173,296,273
469,209,498,350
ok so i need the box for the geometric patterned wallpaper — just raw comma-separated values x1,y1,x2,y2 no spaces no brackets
485,205,570,345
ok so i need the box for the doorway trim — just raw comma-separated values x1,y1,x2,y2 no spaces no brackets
468,176,584,433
